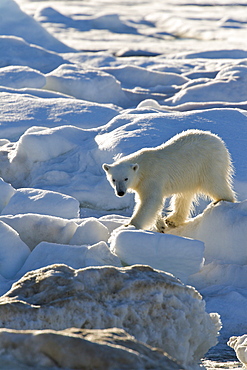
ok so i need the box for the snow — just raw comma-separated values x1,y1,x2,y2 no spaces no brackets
1,188,80,219
0,36,68,73
168,201,247,266
0,264,221,370
228,335,247,367
0,221,30,279
0,65,46,89
166,64,247,106
15,240,121,279
70,217,109,245
0,213,78,250
0,0,247,366
45,64,129,106
110,226,205,282
0,0,73,53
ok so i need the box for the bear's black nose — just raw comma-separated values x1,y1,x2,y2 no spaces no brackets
118,191,125,197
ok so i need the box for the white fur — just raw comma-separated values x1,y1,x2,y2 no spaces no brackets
103,129,236,231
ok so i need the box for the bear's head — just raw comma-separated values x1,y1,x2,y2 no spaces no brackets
102,162,139,197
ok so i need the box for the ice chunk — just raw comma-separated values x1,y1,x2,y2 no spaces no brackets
85,242,121,267
0,66,46,89
15,241,121,278
0,0,73,53
110,226,204,282
70,217,109,245
0,92,118,141
228,334,247,367
1,188,79,219
0,221,30,279
102,65,188,88
170,201,247,265
99,214,129,234
0,327,183,370
167,65,247,105
0,36,67,73
45,64,128,106
0,178,16,213
0,264,221,369
9,126,82,163
0,214,78,250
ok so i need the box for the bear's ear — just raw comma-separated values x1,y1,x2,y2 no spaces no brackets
102,163,111,172
132,164,139,172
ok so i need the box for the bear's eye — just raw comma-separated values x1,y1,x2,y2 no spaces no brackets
124,178,128,181
112,179,116,183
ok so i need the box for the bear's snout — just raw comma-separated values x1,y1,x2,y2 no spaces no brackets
117,191,125,197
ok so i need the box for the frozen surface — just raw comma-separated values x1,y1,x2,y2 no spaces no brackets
0,0,73,53
1,188,80,219
0,264,221,370
15,241,121,279
0,327,185,370
70,217,109,245
228,335,247,367
0,66,46,89
110,226,204,283
0,36,68,73
0,0,247,366
0,221,30,279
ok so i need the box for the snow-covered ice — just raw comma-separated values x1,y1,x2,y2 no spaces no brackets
0,0,247,367
0,264,221,370
228,335,247,367
1,188,80,219
110,226,205,282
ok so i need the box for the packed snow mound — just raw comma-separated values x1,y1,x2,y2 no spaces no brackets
70,217,109,245
15,241,121,279
0,36,67,74
168,201,247,266
0,92,118,140
9,126,84,163
0,66,46,89
0,264,221,369
0,214,78,250
0,213,120,281
36,7,138,35
1,188,80,219
101,64,188,88
0,221,30,279
0,0,73,53
45,64,129,106
110,226,204,283
0,212,119,280
167,65,247,105
228,335,247,367
44,64,190,108
0,178,16,213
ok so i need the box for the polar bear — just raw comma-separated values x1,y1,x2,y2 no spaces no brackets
103,129,236,231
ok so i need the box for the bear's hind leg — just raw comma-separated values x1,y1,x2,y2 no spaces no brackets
203,161,236,203
165,193,194,228
204,178,236,204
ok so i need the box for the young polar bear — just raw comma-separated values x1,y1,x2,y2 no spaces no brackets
103,129,236,231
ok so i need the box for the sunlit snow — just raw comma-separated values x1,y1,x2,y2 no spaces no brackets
0,0,247,366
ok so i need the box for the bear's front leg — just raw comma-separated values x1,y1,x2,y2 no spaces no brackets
130,193,164,230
